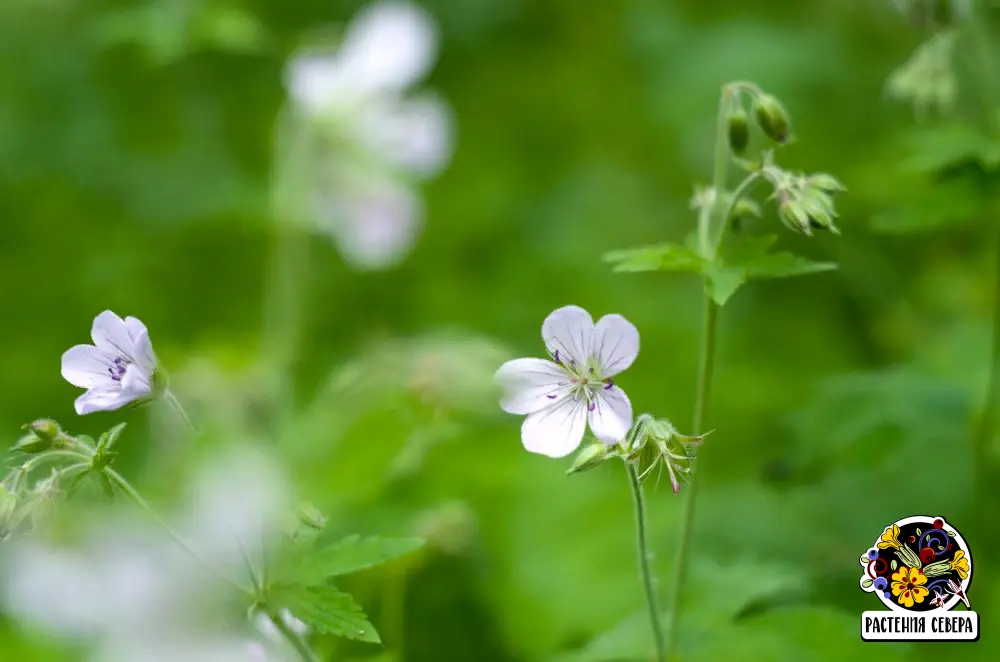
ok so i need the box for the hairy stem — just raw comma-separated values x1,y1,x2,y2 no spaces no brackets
662,84,734,657
164,388,196,434
626,461,666,662
273,612,318,662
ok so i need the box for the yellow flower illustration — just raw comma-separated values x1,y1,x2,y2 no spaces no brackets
878,524,902,549
891,565,929,608
950,550,970,579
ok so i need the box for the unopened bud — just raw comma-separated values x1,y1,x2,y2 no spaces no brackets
807,173,846,194
28,419,62,442
566,442,617,475
298,502,327,530
753,94,791,144
13,433,51,455
727,109,750,156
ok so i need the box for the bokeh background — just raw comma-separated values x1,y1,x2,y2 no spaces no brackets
2,0,999,660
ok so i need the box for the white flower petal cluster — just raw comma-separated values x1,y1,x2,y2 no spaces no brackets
0,449,294,661
61,311,158,415
284,1,453,270
495,305,639,458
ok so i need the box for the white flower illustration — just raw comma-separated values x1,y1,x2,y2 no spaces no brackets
495,305,639,458
61,311,159,415
283,1,453,270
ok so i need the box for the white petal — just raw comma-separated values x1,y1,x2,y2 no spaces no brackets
90,311,135,361
284,52,343,112
320,181,422,270
180,450,288,572
587,386,633,444
120,365,152,401
359,95,453,177
129,329,158,376
61,344,118,388
542,305,594,365
337,1,437,94
124,316,149,342
592,314,639,377
521,397,587,458
74,389,133,415
495,358,569,415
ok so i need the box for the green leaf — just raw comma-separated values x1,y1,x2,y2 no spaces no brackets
97,423,127,453
602,243,705,273
704,265,746,305
271,583,380,644
286,535,425,584
98,473,115,499
702,235,837,304
861,578,874,589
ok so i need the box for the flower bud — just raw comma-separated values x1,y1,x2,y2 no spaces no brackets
753,94,791,144
727,109,750,156
566,442,617,475
297,502,327,530
28,419,62,441
806,173,846,194
13,432,51,454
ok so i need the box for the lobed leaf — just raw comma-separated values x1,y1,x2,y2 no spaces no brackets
602,243,705,273
284,535,425,585
270,583,380,644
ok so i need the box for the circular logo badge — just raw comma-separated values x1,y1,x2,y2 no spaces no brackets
859,515,972,612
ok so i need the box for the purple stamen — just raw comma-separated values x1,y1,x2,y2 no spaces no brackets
603,378,614,391
587,401,596,412
546,394,558,400
107,356,128,383
554,350,560,363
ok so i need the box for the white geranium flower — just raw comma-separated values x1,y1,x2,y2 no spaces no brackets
60,310,158,415
495,306,639,458
282,0,453,270
0,449,293,660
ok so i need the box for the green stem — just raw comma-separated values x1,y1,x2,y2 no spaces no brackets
626,461,666,662
164,388,196,434
272,613,318,662
102,467,255,596
662,84,734,658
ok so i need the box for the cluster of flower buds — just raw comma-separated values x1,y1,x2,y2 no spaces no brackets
757,155,845,236
12,419,72,454
886,31,958,118
726,86,793,158
566,414,706,493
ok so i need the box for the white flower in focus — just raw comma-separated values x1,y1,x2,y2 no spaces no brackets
61,310,158,415
495,306,639,458
283,1,453,270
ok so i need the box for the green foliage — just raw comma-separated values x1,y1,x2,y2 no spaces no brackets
604,235,835,305
269,583,381,644
280,534,425,586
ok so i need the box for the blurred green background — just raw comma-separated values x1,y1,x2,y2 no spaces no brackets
2,0,999,660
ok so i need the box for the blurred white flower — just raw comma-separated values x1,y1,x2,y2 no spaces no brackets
495,306,639,458
60,310,158,415
0,448,295,660
282,0,453,270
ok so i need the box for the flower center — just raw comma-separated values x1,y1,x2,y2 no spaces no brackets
107,356,129,383
551,349,614,410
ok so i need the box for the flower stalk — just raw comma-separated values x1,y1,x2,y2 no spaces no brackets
662,83,738,657
626,461,666,662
